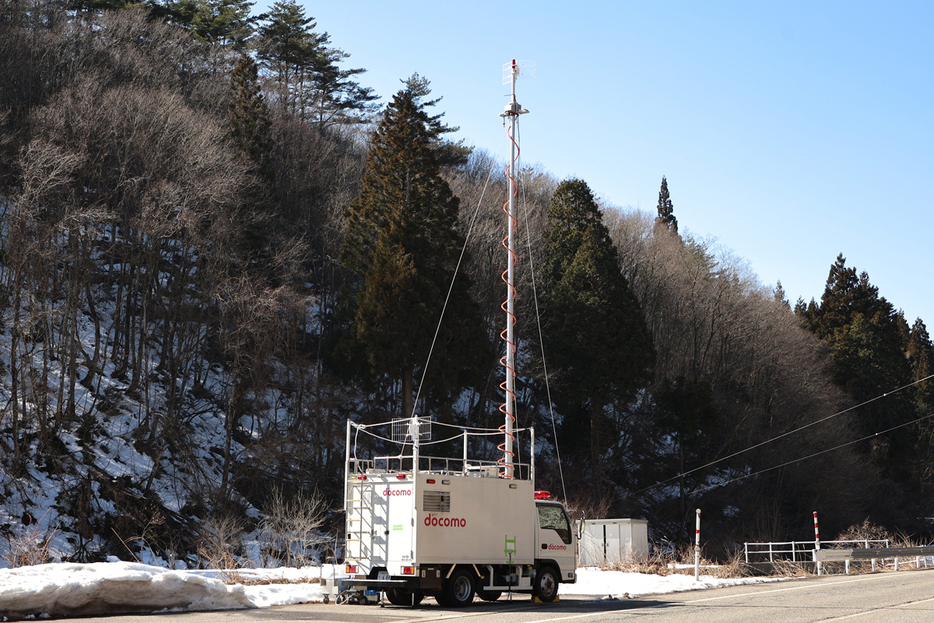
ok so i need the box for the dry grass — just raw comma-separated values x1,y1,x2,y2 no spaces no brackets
604,544,755,579
230,577,321,586
196,513,247,582
2,518,57,567
258,488,328,569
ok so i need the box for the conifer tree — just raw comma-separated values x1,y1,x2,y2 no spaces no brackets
655,175,678,234
256,0,321,119
228,54,273,182
256,1,377,127
908,319,934,409
801,254,916,483
163,0,256,50
338,77,486,419
395,74,469,166
541,178,654,493
307,36,379,129
773,280,790,310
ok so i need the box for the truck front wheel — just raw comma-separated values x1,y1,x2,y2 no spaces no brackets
534,566,559,603
440,569,475,607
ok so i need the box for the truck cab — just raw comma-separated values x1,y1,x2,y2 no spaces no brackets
536,499,578,585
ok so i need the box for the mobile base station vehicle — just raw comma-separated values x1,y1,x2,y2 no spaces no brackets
341,60,575,607
342,417,577,607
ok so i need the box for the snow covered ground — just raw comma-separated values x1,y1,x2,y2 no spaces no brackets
0,561,784,619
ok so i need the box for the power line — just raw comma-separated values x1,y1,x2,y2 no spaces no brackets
691,409,934,495
632,373,934,497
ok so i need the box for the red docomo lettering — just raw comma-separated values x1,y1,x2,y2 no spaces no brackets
547,544,567,550
382,488,412,497
424,513,466,528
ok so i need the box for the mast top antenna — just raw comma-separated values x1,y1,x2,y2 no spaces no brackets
501,60,533,118
503,60,536,85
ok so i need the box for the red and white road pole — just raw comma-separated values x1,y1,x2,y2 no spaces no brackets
813,511,821,576
694,509,702,581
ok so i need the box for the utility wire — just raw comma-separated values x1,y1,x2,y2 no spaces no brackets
690,409,934,495
410,128,508,416
518,159,568,503
633,372,934,496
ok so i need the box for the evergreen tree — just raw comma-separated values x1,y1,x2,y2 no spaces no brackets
395,74,469,166
655,175,678,234
338,77,486,419
773,280,790,311
256,1,377,127
907,319,934,409
307,36,379,129
801,254,917,489
541,178,654,493
228,53,273,181
163,0,256,50
256,0,321,120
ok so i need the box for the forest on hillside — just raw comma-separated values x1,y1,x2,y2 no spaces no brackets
1,0,933,566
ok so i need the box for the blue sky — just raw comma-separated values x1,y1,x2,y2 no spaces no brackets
257,1,933,325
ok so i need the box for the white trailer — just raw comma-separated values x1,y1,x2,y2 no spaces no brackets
343,417,577,606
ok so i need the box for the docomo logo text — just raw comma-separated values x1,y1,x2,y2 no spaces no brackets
382,488,412,497
547,544,567,550
424,513,466,528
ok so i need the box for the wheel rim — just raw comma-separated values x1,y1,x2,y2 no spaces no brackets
540,571,556,598
453,575,472,602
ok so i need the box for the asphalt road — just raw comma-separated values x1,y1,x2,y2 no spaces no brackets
60,568,934,623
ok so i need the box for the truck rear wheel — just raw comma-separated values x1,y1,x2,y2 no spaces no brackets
439,568,475,607
534,566,559,603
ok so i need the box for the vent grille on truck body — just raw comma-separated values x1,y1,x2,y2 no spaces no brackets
423,491,450,512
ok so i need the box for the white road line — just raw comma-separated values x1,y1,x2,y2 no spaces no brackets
816,596,934,623
821,598,934,623
683,575,884,603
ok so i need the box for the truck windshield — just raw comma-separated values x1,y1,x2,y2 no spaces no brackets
537,505,572,544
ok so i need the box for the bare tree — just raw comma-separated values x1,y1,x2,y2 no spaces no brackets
608,208,870,540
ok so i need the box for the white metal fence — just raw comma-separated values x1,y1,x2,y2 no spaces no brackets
744,539,890,564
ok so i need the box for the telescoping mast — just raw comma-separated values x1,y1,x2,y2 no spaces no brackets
498,59,530,479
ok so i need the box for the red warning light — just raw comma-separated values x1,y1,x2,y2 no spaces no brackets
534,490,551,500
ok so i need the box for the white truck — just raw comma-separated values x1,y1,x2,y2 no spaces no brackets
342,417,577,606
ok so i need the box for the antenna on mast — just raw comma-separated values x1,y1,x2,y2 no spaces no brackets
498,60,532,479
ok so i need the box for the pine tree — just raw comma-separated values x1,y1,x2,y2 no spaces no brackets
908,319,934,409
256,0,321,120
256,1,378,127
338,77,486,419
395,74,469,166
228,54,273,182
655,175,678,234
773,280,790,311
164,0,256,50
542,178,654,493
307,37,379,129
803,254,915,481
